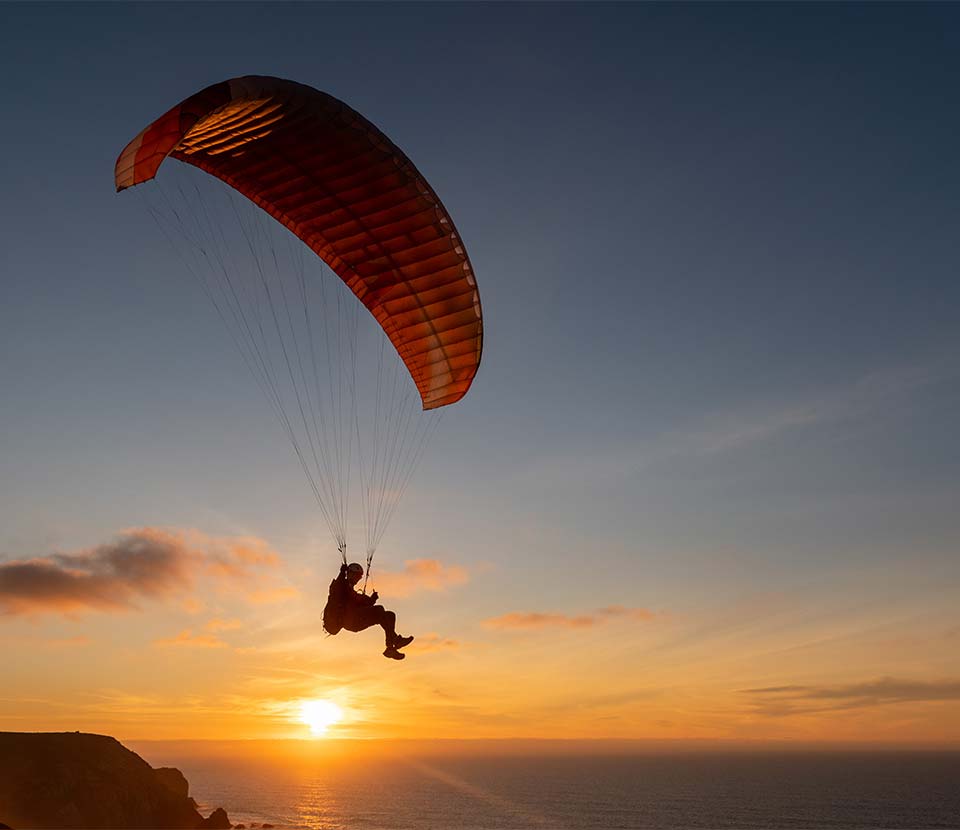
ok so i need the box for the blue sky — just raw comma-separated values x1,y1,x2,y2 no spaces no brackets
2,3,959,720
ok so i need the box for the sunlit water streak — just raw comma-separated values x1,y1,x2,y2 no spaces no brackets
157,752,960,830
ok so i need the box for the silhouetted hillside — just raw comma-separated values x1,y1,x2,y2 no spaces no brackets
0,732,230,829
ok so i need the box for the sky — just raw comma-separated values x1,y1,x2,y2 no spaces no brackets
1,2,960,746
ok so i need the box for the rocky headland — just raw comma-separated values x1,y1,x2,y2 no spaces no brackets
0,732,231,829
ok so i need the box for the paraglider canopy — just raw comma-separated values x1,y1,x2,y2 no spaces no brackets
115,76,483,572
115,75,482,410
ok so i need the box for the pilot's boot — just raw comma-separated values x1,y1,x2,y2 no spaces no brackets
393,634,414,650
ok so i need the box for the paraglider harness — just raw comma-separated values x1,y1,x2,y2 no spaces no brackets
322,565,351,635
322,547,375,636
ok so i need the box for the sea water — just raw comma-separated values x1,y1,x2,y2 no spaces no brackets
134,748,960,830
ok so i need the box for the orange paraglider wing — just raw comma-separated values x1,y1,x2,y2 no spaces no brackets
116,76,481,410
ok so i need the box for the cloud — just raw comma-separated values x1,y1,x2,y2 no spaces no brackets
526,360,960,491
483,606,657,630
373,559,468,597
407,633,461,654
597,605,658,622
740,677,960,716
44,636,91,648
203,536,279,580
0,528,284,618
204,618,242,632
154,628,228,649
485,612,595,630
674,362,953,459
247,586,301,605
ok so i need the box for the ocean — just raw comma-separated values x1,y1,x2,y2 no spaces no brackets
131,746,960,830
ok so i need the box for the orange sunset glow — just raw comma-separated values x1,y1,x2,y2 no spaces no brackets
2,524,957,745
299,700,345,736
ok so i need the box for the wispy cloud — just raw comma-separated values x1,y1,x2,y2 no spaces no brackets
204,617,242,632
44,635,91,648
484,605,657,630
667,362,951,458
154,628,228,649
0,528,284,618
741,677,960,716
247,586,300,605
525,361,957,488
373,559,468,597
407,632,461,654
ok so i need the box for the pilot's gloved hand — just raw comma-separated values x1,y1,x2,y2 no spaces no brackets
339,563,348,577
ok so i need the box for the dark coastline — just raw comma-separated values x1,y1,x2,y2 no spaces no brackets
0,732,230,830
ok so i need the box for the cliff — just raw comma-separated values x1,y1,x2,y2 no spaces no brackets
0,732,230,829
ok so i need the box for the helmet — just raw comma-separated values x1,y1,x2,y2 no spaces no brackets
346,563,364,577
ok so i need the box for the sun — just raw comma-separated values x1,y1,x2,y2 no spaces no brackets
300,699,344,736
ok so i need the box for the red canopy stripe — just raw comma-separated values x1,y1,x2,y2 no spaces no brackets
115,76,481,410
